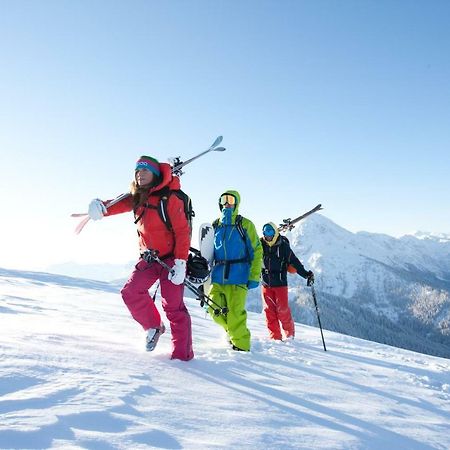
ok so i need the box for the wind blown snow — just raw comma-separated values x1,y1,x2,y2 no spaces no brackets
1,268,449,449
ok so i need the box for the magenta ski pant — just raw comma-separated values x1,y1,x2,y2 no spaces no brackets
121,258,194,361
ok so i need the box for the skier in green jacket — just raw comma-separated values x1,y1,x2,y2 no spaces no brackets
209,190,262,351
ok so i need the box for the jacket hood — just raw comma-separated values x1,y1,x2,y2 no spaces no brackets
152,163,180,192
262,221,280,247
218,189,241,223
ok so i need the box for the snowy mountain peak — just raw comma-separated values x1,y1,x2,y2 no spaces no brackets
407,230,450,243
289,213,352,240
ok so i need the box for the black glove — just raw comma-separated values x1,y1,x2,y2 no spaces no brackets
306,270,314,286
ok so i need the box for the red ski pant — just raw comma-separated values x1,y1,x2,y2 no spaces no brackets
261,285,295,340
121,258,194,361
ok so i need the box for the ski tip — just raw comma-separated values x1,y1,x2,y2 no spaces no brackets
212,136,223,147
74,216,90,234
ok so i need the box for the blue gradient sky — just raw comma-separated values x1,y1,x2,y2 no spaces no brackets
1,0,449,269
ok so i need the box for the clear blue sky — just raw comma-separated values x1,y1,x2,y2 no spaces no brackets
1,0,449,269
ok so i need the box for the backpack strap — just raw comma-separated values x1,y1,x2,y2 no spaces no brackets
162,189,194,233
158,189,173,231
235,215,246,243
213,215,245,240
213,215,251,280
133,186,171,227
213,215,247,245
135,186,194,236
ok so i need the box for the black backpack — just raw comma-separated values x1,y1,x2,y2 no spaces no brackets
134,186,195,235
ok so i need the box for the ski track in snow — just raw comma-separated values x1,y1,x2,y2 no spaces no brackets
1,269,450,450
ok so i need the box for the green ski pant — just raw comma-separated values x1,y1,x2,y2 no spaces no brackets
209,283,251,351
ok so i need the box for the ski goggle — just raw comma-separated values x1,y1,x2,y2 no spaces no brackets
219,194,236,206
263,225,275,237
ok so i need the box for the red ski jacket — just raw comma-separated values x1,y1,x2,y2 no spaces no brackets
104,163,190,261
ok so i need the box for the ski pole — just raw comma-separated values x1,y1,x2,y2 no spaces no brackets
151,281,160,302
72,136,226,234
308,276,327,352
141,249,228,317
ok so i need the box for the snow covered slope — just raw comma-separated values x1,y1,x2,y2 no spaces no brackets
1,267,449,449
246,214,450,359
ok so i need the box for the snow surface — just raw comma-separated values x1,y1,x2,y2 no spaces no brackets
1,267,450,450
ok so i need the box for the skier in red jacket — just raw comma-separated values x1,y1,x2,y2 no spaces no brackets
87,156,194,361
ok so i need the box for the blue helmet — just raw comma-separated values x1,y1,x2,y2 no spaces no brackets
262,223,276,237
